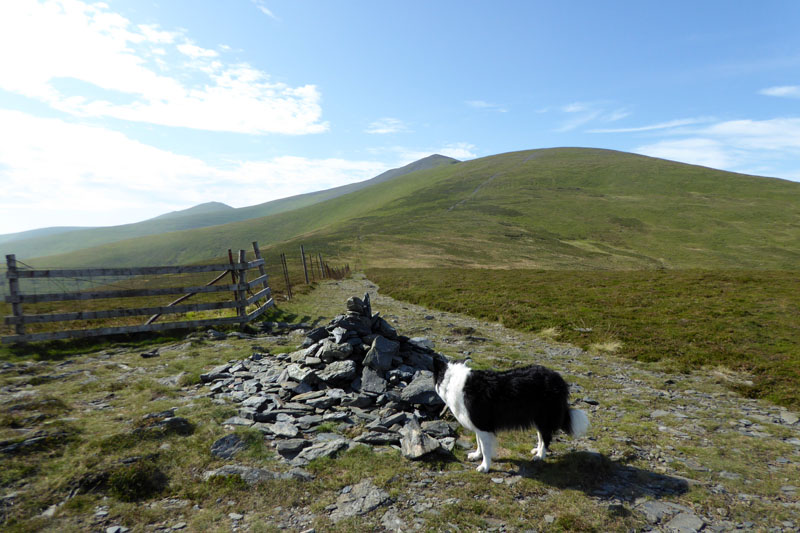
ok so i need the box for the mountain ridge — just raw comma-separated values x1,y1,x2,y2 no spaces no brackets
1,154,458,259
22,147,800,271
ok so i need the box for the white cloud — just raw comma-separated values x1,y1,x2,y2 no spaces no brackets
590,117,713,134
759,85,800,98
555,101,628,132
0,110,385,233
635,138,735,169
465,100,507,113
251,0,278,19
0,0,325,135
365,118,410,134
177,42,219,59
634,117,800,179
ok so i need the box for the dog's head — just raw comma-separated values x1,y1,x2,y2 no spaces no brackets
432,355,449,387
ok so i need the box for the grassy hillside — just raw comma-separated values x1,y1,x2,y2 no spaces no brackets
28,148,800,271
2,155,457,261
0,227,87,246
367,268,800,408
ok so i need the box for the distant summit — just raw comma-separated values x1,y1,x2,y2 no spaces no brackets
150,202,235,221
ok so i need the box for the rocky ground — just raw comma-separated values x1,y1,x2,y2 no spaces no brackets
2,275,799,532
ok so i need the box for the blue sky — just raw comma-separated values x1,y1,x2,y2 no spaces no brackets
2,0,800,234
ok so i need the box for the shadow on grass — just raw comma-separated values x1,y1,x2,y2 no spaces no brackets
506,451,690,501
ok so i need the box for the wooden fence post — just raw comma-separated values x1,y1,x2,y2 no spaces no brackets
318,253,324,279
300,245,309,284
251,242,268,291
236,250,248,321
6,255,25,336
280,253,292,300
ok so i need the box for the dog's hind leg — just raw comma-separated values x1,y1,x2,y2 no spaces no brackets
531,429,546,461
475,431,497,473
468,434,483,461
533,429,554,461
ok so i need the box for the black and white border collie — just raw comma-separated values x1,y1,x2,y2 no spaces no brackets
433,357,590,473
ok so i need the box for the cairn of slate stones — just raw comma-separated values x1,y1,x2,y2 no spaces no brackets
202,294,459,465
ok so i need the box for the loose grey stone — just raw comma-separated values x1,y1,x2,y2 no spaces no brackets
780,411,799,425
399,418,441,459
361,367,388,394
409,337,435,350
203,464,313,485
317,339,354,363
381,508,407,532
318,360,358,384
241,395,270,412
637,500,679,524
268,421,300,438
665,512,705,533
421,420,456,439
331,326,351,343
354,430,401,445
285,364,318,384
222,416,254,427
291,438,349,466
276,439,312,459
330,479,391,523
373,317,399,340
363,336,399,371
400,373,443,407
210,434,246,459
404,350,434,372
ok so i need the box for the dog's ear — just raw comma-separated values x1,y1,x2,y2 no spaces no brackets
432,356,448,382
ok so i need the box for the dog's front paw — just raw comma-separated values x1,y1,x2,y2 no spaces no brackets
476,463,490,473
467,451,482,461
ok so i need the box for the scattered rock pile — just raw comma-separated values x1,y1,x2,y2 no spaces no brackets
202,294,459,466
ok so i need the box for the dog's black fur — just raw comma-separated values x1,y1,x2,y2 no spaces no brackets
433,358,578,453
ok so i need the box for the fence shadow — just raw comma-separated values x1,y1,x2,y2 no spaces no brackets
502,451,691,501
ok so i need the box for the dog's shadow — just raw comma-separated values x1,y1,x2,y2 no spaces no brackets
502,451,691,501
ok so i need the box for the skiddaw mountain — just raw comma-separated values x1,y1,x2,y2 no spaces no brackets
20,148,800,270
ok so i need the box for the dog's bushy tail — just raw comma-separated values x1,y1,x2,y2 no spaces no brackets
565,408,590,438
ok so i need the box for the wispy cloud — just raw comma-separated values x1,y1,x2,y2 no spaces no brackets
251,1,278,19
365,117,410,134
759,85,800,98
465,100,508,113
555,101,629,132
0,0,323,135
589,117,714,134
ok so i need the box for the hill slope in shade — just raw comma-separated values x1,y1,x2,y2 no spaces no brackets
1,154,459,260
0,226,88,246
27,148,800,270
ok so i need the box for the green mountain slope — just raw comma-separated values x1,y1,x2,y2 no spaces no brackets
1,154,458,260
28,148,800,270
0,226,88,246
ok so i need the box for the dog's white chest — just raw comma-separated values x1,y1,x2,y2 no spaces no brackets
436,363,477,432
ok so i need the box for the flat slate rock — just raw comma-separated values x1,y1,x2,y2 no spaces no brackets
330,479,391,523
665,512,705,533
210,434,246,459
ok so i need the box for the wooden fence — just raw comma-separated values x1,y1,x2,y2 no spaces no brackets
2,242,274,344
